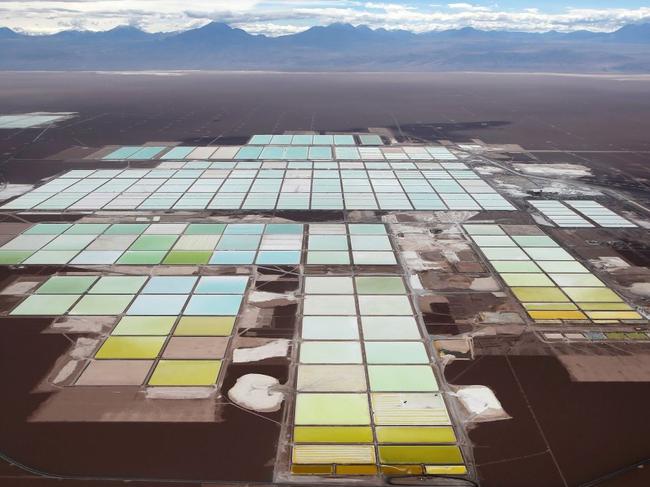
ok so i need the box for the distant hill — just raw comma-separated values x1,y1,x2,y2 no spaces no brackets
0,22,649,72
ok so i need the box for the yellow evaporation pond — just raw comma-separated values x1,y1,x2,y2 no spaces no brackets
577,303,632,311
511,287,569,302
95,336,165,359
381,465,424,475
291,464,333,475
549,274,604,287
524,303,578,311
586,311,643,320
378,445,463,465
563,288,623,303
335,465,377,475
292,444,375,464
528,310,588,321
501,273,554,287
425,465,468,475
376,426,457,444
294,426,373,443
148,360,221,386
173,316,235,336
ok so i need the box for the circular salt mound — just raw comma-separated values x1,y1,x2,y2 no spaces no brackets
228,373,284,413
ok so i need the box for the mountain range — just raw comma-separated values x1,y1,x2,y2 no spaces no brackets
1,22,649,72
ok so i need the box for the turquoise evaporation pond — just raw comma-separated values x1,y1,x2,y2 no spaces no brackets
103,146,141,160
285,147,309,159
260,147,285,159
235,147,263,159
312,135,334,145
291,135,313,145
308,147,333,160
184,295,243,315
128,146,166,160
249,135,272,144
333,135,355,145
195,276,248,294
271,135,292,145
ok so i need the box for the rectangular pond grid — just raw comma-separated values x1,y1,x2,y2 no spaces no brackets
564,200,637,228
0,222,399,267
10,274,249,387
289,274,466,477
98,143,456,162
464,224,644,323
156,160,469,171
528,200,593,227
529,200,637,228
0,167,514,211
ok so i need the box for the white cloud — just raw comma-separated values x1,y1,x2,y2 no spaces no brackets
1,1,649,36
447,3,491,12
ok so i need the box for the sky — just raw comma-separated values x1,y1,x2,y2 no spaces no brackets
2,1,650,36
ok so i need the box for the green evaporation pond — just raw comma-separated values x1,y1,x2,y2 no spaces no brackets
24,223,72,235
11,294,79,315
89,276,147,294
365,342,429,364
117,251,167,264
130,235,178,251
0,251,33,264
112,316,176,335
69,294,134,315
36,276,97,294
355,276,405,295
512,236,556,247
368,365,438,391
185,223,226,235
294,393,370,425
501,273,554,287
105,224,149,235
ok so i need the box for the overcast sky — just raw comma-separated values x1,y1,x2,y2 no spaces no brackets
2,1,650,35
